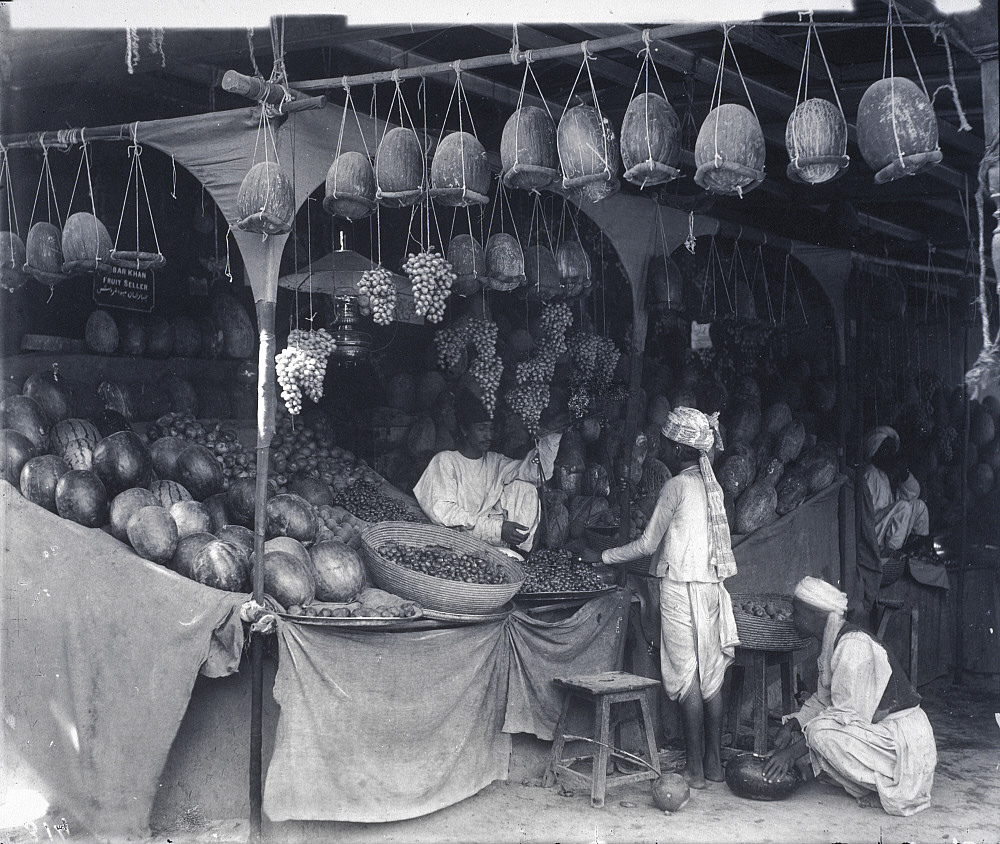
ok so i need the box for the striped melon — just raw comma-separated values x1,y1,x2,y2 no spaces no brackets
51,418,101,453
150,479,194,508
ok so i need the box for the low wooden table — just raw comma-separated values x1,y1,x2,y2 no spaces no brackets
726,647,797,755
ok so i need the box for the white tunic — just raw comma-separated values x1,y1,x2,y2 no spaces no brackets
413,434,560,551
788,628,937,816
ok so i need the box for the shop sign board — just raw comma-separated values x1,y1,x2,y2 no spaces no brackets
93,263,156,312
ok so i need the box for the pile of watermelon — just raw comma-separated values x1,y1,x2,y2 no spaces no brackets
0,369,381,601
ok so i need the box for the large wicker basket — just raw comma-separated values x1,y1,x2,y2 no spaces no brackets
584,522,654,576
360,522,525,615
730,592,813,652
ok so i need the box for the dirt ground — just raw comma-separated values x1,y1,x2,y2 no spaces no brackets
6,679,999,844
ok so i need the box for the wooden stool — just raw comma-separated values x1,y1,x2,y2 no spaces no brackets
726,647,796,755
543,671,661,808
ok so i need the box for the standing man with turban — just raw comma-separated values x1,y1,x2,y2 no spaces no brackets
763,576,936,816
862,426,929,553
596,406,739,788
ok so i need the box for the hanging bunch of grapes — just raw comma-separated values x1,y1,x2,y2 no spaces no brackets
403,246,456,323
434,318,504,417
275,328,337,415
465,319,504,418
506,303,572,435
568,385,591,419
356,266,397,326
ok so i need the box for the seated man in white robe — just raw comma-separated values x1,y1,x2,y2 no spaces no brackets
413,390,562,553
863,426,930,553
763,577,936,817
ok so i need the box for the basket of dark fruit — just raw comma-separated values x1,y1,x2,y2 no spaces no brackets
517,548,617,601
360,522,525,614
730,593,813,652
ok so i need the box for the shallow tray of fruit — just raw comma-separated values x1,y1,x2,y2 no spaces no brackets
516,549,618,602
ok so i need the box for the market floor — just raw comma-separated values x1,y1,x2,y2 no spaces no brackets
17,680,1000,844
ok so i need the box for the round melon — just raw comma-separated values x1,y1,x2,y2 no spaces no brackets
110,487,159,541
652,772,690,813
171,531,216,574
187,540,250,592
266,493,319,543
150,479,193,509
0,394,50,454
171,315,202,358
118,318,147,357
263,536,313,572
286,475,333,508
150,436,189,481
970,407,995,449
93,409,133,439
23,370,74,424
969,463,995,499
51,418,101,454
91,430,153,499
725,753,801,801
25,221,64,276
1,428,36,486
225,476,257,528
62,212,112,268
310,540,366,602
170,500,214,538
203,492,230,533
126,505,179,564
262,549,316,609
176,443,224,501
19,454,70,511
216,524,254,553
54,469,108,527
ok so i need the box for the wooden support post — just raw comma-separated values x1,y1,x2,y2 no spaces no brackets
249,299,277,843
955,324,970,686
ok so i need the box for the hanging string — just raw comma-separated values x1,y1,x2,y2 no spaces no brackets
558,42,612,186
685,211,697,254
170,153,177,199
126,26,140,75
930,24,972,132
1,147,19,238
29,143,62,229
247,28,262,79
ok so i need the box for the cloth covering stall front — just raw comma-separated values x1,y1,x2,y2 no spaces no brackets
1,480,628,831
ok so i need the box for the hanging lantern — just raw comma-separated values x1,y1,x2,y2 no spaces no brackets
621,93,682,188
785,98,849,185
557,106,620,202
24,221,65,288
485,233,525,292
647,254,684,311
0,232,28,292
523,245,561,303
857,77,941,185
501,106,559,191
375,127,427,208
448,234,487,297
236,161,295,235
323,151,377,222
556,242,591,298
61,212,112,275
694,104,766,197
429,132,490,207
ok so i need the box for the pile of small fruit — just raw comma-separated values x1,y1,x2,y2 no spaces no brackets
378,542,508,584
286,587,421,619
735,598,793,622
332,480,423,523
144,412,253,487
315,504,365,551
520,548,607,593
269,412,378,493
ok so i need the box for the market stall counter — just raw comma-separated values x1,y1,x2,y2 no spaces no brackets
1,480,629,833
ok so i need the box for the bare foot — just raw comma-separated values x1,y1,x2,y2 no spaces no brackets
682,767,707,789
703,754,725,782
855,792,880,809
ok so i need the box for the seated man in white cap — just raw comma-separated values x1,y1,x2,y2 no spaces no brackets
863,426,929,553
595,406,739,788
414,389,562,554
763,576,936,816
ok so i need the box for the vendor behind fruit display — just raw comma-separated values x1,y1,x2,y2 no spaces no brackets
413,390,565,553
862,426,930,553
